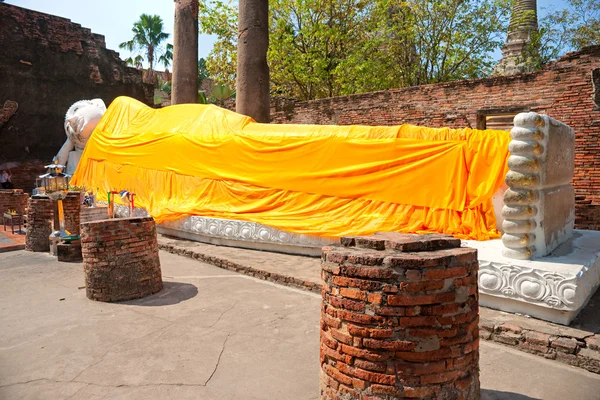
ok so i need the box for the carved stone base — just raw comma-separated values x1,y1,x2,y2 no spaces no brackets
111,205,337,257
464,230,600,325
157,216,337,257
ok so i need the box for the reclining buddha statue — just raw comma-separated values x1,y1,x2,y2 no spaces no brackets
55,99,106,176
71,96,512,241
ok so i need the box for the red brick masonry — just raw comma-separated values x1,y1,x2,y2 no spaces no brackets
320,233,479,400
25,197,54,252
63,192,81,235
81,216,162,302
0,189,29,215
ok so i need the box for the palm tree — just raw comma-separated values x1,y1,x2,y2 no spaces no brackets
158,43,174,69
119,14,171,71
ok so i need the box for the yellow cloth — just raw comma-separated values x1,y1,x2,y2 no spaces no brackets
72,96,510,240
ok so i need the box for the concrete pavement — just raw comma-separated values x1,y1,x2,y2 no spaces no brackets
1,250,599,399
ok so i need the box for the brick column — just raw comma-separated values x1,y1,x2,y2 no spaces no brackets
81,217,163,302
63,191,81,235
25,197,54,252
320,233,479,400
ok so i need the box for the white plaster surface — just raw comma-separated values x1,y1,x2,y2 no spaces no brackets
465,230,600,325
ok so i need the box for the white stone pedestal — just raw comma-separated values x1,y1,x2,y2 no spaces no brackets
464,230,600,325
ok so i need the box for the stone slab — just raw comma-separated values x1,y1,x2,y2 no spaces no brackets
464,229,600,325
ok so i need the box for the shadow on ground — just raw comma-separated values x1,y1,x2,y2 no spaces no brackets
482,389,540,400
122,281,198,307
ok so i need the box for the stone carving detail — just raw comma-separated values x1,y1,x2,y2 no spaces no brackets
478,259,600,311
502,112,575,260
502,112,545,260
113,204,149,218
161,215,336,247
113,204,335,248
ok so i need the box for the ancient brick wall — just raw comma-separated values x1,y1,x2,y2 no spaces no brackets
0,3,153,191
81,217,162,302
271,46,600,230
320,233,479,399
0,189,29,215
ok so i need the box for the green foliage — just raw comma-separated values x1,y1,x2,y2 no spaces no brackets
158,43,174,69
523,0,600,68
119,14,171,70
123,55,144,69
198,91,208,104
209,83,236,106
200,0,512,100
198,0,600,100
198,58,210,87
199,0,238,88
154,76,172,105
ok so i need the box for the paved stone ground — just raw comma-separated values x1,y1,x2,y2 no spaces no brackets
0,228,25,252
1,250,600,400
158,234,600,373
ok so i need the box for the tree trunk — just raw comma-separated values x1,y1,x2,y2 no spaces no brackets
236,0,270,122
172,0,199,104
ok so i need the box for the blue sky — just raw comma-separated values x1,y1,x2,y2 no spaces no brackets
6,0,570,70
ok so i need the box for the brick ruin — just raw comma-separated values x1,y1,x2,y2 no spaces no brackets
81,216,162,302
270,46,600,231
0,3,153,192
320,233,479,399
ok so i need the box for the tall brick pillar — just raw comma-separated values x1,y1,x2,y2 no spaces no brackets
320,233,479,400
25,197,54,252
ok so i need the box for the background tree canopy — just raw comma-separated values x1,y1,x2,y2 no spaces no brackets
200,0,600,101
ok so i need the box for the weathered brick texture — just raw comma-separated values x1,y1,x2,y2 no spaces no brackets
481,320,600,374
25,197,54,252
271,46,600,231
0,3,152,186
320,232,479,400
80,207,109,224
0,189,29,215
81,217,162,302
63,192,81,235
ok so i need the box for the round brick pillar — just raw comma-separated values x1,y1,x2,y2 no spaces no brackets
25,197,54,252
81,217,163,302
320,233,479,400
63,191,81,235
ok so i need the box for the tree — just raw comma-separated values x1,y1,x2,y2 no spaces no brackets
119,14,171,71
524,0,600,68
199,0,238,89
375,0,512,86
172,0,199,104
269,0,377,99
237,0,270,122
158,43,174,69
198,58,210,88
200,0,512,100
